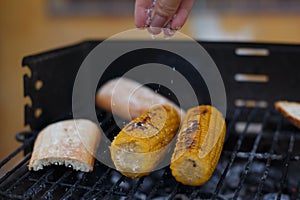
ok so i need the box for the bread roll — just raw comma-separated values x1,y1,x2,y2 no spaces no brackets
29,119,100,172
96,77,185,121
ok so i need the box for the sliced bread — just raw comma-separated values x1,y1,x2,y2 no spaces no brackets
275,101,300,129
29,119,100,172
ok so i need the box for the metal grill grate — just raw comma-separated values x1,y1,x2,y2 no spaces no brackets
1,106,300,200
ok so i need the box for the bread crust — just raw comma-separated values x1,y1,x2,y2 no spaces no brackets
96,77,185,121
29,119,100,172
275,101,300,129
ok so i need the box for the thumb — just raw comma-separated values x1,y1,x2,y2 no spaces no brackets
151,0,181,28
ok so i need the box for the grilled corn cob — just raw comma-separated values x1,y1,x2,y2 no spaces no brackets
110,105,180,178
170,105,226,186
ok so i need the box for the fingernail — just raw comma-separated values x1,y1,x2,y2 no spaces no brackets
148,26,162,35
150,34,156,40
163,29,176,39
175,26,182,31
151,14,167,28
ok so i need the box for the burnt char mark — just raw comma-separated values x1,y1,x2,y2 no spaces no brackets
184,120,200,150
139,117,159,131
188,158,197,167
136,122,143,126
125,122,148,132
190,120,199,132
202,108,208,115
135,116,151,129
125,116,156,132
143,116,151,123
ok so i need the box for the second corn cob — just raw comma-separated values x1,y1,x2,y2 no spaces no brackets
170,105,226,186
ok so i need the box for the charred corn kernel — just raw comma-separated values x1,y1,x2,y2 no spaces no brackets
110,105,180,178
170,105,226,186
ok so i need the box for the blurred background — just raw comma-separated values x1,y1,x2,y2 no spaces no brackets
0,0,300,160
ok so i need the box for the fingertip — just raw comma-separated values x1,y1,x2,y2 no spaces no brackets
163,28,176,39
135,0,153,28
148,26,163,35
134,8,147,28
171,0,194,30
170,8,189,30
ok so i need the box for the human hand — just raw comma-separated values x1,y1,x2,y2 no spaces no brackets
135,0,195,35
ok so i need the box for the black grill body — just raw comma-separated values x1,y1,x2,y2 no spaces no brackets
1,41,300,200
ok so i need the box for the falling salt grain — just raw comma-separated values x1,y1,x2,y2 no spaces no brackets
145,0,156,27
171,80,174,84
150,34,156,40
164,34,172,40
146,8,151,15
129,147,134,152
145,8,152,27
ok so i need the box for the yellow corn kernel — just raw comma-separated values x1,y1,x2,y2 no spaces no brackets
110,105,180,178
170,105,226,186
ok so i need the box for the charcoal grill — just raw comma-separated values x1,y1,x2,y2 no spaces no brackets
0,41,300,200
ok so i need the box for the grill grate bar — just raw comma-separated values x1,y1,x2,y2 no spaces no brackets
189,187,198,200
104,123,120,137
98,113,113,125
29,178,100,191
102,175,126,200
167,182,180,200
222,151,292,161
81,167,112,199
277,134,295,200
125,177,145,200
297,182,300,200
254,117,283,200
40,170,72,199
60,171,86,200
0,138,34,168
211,108,257,199
224,108,242,140
5,171,31,193
0,153,31,187
146,168,169,200
82,168,112,199
0,191,25,200
23,169,55,198
233,110,270,198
